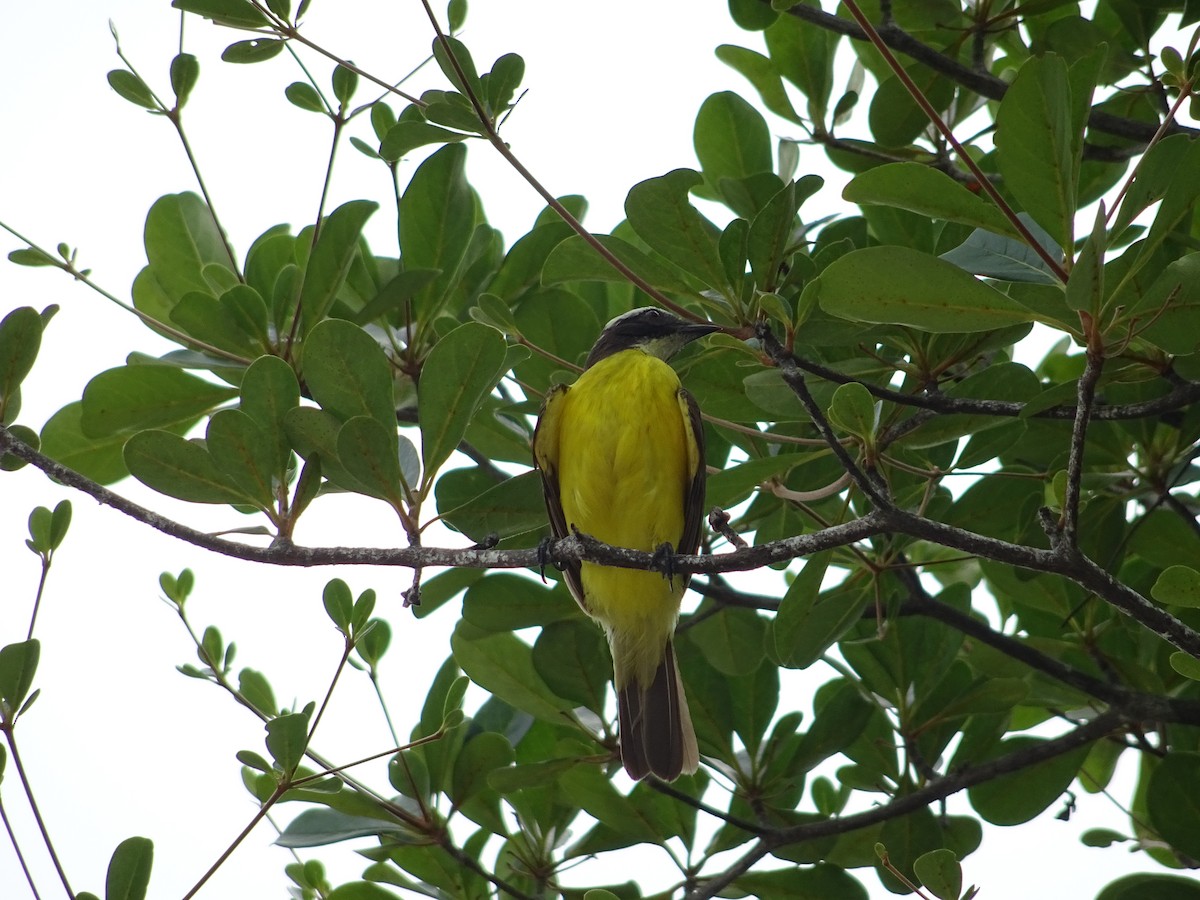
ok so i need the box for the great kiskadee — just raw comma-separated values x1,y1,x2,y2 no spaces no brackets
533,306,719,781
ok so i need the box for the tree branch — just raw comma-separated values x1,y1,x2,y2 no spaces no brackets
690,710,1126,899
1060,349,1104,548
786,348,1200,422
895,568,1200,724
777,1,1198,146
881,506,1200,660
757,324,891,508
0,424,886,575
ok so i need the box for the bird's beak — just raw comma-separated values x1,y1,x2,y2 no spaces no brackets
679,322,722,343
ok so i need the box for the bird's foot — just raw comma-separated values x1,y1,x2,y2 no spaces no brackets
653,541,678,587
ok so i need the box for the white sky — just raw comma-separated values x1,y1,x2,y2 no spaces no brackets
0,1,1189,897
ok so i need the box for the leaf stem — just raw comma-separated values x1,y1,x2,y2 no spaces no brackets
0,795,43,900
0,221,253,364
0,728,73,897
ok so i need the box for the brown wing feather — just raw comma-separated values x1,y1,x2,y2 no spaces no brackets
532,384,586,610
677,387,707,563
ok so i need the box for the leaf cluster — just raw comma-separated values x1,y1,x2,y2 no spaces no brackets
5,0,1200,898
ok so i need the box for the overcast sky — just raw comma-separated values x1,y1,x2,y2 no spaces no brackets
0,2,1190,897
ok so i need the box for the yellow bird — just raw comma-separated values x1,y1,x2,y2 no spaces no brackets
533,307,718,781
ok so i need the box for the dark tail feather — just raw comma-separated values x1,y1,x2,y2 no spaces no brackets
617,640,698,781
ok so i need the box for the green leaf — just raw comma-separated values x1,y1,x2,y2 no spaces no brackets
283,407,370,494
239,354,299,469
107,70,158,110
688,608,767,677
811,246,1034,332
436,468,546,542
995,53,1076,250
80,364,238,439
49,500,72,550
136,192,237,312
172,0,271,27
398,144,475,317
265,712,309,774
337,416,406,502
843,163,1019,239
532,619,609,714
1152,565,1200,609
1096,874,1200,900
378,121,470,162
694,92,772,196
764,3,837,123
728,0,777,29
168,291,255,355
1064,204,1106,313
1113,135,1196,236
221,38,285,64
27,506,54,555
169,53,199,108
448,0,467,30
0,307,42,415
715,45,802,124
450,621,575,722
323,579,353,632
205,409,277,507
773,553,863,669
285,81,328,114
7,247,57,267
1148,752,1200,862
940,216,1061,284
733,863,869,900
624,169,729,294
792,680,873,773
432,36,482,100
450,731,513,833
967,736,1091,825
238,668,277,716
1170,651,1200,681
124,431,249,505
827,382,876,443
299,200,378,330
105,836,154,900
461,573,579,633
483,52,524,113
0,640,39,717
276,808,409,848
302,319,395,427
561,765,662,847
40,402,130,484
748,179,806,292
913,848,962,900
332,64,358,107
541,233,696,295
1127,252,1200,356
417,322,507,484
326,884,403,900
868,64,954,149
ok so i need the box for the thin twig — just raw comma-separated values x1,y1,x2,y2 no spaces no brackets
839,0,1069,282
1061,348,1104,548
0,730,73,898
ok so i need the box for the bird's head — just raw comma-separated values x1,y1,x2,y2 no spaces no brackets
585,307,720,368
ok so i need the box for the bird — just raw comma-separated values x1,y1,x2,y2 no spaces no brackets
532,306,719,781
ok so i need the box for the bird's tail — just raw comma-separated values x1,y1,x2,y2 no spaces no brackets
616,639,699,781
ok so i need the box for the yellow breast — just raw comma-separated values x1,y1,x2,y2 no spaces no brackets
553,349,694,677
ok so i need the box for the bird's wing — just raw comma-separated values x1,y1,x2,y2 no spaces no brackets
532,383,586,608
677,388,707,560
